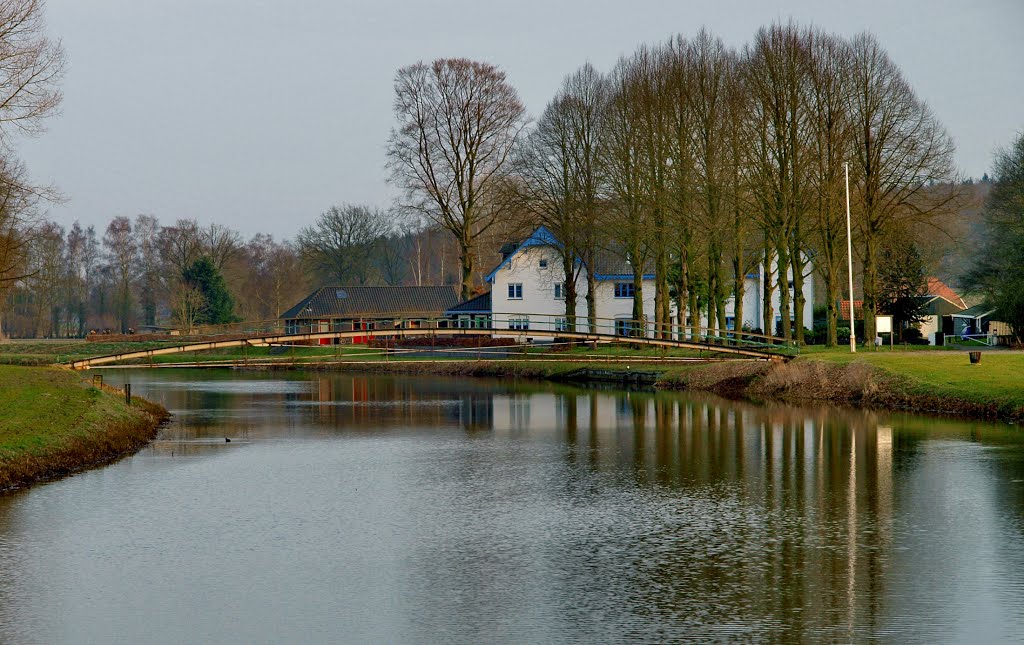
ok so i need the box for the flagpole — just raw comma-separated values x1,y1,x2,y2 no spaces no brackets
844,161,856,353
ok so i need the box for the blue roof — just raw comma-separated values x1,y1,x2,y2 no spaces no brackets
593,273,656,281
484,226,562,283
484,225,657,283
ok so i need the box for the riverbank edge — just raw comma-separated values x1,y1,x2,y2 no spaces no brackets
0,367,170,493
253,358,1024,424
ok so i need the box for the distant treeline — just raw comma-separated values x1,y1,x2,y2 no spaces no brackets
0,213,513,338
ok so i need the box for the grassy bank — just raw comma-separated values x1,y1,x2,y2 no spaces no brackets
8,338,1020,423
0,365,169,492
0,340,181,366
285,349,1024,423
806,350,1024,418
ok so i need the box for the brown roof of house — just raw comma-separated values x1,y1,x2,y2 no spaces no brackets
839,300,863,321
281,286,460,320
926,277,966,309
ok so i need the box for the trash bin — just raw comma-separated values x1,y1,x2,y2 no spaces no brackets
969,351,982,364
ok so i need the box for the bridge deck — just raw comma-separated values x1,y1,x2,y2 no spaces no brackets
66,327,793,369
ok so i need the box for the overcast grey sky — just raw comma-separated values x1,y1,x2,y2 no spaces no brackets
17,0,1024,239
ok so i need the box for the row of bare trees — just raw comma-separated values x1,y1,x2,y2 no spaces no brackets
387,23,961,344
0,207,494,337
1,215,306,336
0,0,66,336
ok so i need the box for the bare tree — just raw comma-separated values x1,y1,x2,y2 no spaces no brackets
157,218,203,277
0,0,66,321
0,158,37,291
512,66,607,332
63,220,97,335
600,51,657,333
689,30,735,334
0,0,65,144
203,222,241,272
847,32,958,342
238,234,306,320
661,36,701,338
23,219,62,335
805,30,855,346
376,231,409,286
134,214,160,326
387,58,527,300
743,23,813,341
170,283,204,334
297,204,391,285
103,216,135,332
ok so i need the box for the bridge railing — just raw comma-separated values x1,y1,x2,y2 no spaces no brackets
147,312,803,356
217,313,800,354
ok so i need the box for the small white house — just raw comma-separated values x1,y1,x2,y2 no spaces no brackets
448,226,813,337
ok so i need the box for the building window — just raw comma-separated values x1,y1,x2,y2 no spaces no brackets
614,282,635,299
507,283,523,299
615,318,635,336
554,282,565,299
539,259,548,269
555,317,569,332
726,316,735,331
509,317,530,330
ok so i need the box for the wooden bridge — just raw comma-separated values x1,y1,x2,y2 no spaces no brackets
66,321,796,369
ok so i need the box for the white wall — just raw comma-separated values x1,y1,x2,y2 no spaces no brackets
735,260,815,333
489,245,658,335
920,314,941,345
488,242,814,336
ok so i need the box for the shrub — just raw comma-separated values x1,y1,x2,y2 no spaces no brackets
901,328,923,343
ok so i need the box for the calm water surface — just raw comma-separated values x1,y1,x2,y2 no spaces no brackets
2,369,1024,643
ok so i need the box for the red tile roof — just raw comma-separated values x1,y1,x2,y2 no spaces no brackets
925,277,966,310
839,300,863,321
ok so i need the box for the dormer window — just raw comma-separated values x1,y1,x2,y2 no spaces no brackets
539,259,548,269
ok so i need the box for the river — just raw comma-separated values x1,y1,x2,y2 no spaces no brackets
1,369,1023,643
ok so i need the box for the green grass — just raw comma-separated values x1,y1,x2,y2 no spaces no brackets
0,365,167,490
0,340,182,365
803,349,1024,410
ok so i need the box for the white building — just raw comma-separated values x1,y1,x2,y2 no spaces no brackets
447,226,813,337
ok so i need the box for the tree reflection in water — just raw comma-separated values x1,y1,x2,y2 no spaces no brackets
4,368,1018,643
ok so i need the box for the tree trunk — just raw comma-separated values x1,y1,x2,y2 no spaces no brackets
561,250,577,332
688,288,699,340
716,266,728,338
632,259,644,338
733,254,745,344
656,246,669,339
825,269,839,347
586,272,597,334
762,243,775,338
790,237,806,345
674,286,686,341
458,238,474,301
776,242,792,341
863,231,878,344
